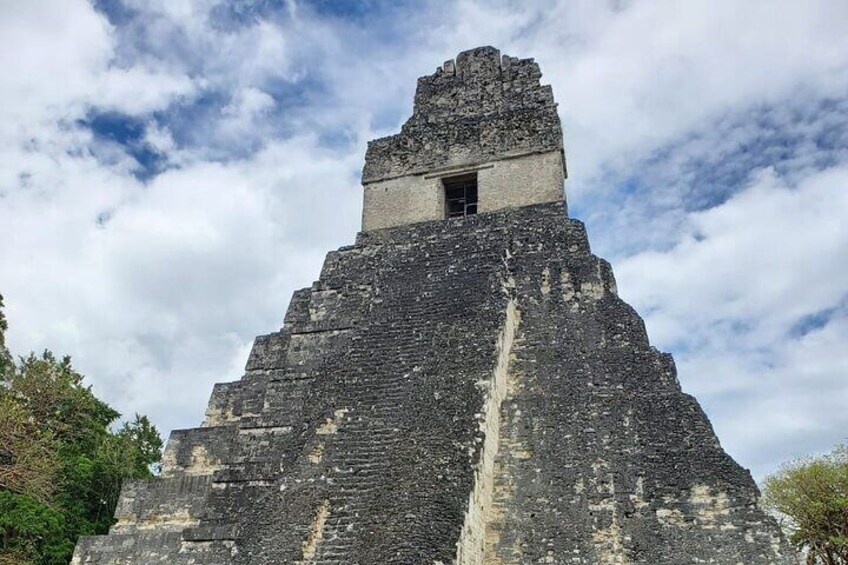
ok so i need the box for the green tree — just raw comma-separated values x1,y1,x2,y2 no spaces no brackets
0,297,163,564
0,294,11,378
0,393,60,504
116,415,164,478
762,444,848,564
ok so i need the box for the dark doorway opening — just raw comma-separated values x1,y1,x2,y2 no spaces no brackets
444,173,478,219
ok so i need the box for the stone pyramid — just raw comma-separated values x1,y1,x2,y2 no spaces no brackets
73,46,794,564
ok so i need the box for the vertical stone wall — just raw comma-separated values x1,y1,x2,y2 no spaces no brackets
477,151,565,214
362,151,565,231
361,173,443,231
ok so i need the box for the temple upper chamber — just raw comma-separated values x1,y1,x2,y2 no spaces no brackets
361,46,567,231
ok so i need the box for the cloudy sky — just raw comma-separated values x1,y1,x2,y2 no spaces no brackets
1,0,846,482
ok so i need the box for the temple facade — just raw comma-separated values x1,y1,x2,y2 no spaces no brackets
73,47,793,565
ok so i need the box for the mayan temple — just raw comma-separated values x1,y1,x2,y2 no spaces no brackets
73,47,794,564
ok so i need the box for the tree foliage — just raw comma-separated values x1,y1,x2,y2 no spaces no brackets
0,394,59,504
762,444,848,564
0,294,163,564
0,294,11,378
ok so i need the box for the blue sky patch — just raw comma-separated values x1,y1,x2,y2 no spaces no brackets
789,306,837,338
619,95,848,212
152,92,231,153
302,0,421,22
81,111,166,181
209,0,288,31
580,92,848,260
85,112,146,145
92,0,137,26
265,73,326,114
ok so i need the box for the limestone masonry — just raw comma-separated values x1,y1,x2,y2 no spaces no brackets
73,47,794,564
362,47,565,230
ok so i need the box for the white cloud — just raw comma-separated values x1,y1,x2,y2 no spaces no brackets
538,0,848,187
0,0,194,134
217,87,276,143
97,66,195,114
615,164,848,478
617,166,848,344
1,132,361,435
0,1,112,126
